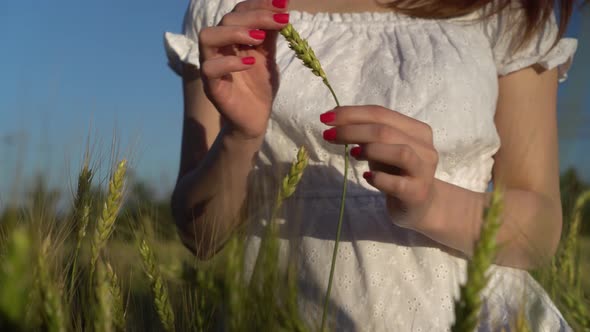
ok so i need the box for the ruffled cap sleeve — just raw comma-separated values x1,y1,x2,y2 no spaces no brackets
164,0,231,76
483,4,578,82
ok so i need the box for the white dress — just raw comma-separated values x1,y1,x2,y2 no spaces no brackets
165,1,578,331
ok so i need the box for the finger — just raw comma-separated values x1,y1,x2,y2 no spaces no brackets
219,9,289,29
352,143,424,177
363,171,429,206
200,26,267,59
320,105,434,145
213,9,288,59
232,0,289,13
324,124,431,155
201,55,256,79
368,160,404,177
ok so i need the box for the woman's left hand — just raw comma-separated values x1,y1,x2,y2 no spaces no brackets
320,105,440,233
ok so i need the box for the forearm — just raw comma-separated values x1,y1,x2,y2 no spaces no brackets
420,179,563,269
171,125,263,259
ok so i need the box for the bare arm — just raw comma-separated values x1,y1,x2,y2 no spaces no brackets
170,0,290,259
422,66,563,269
171,66,263,259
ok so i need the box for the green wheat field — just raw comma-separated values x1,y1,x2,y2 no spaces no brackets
0,146,589,332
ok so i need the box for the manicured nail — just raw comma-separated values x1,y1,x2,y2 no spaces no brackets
273,13,290,24
249,29,266,40
320,111,336,124
350,146,362,158
242,56,256,65
363,171,373,180
323,128,337,141
272,0,288,9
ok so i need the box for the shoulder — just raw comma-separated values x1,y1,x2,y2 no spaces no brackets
183,0,239,31
471,1,577,80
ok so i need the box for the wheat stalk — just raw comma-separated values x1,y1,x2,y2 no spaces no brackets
93,259,113,332
280,23,348,332
139,239,175,332
106,262,126,332
451,188,504,332
90,159,127,279
37,237,67,332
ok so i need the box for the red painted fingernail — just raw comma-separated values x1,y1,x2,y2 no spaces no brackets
323,128,337,141
350,146,362,158
249,29,266,40
320,111,336,124
242,56,256,65
273,13,290,24
272,0,288,9
363,171,373,180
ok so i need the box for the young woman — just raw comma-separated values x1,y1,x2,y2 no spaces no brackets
165,0,579,330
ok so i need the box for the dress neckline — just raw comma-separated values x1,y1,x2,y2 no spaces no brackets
288,9,415,23
287,9,481,24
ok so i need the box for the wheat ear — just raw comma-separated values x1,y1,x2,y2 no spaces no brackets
280,24,327,80
560,190,590,288
249,146,309,326
280,23,347,331
139,239,175,332
90,159,127,279
275,146,309,215
70,161,93,293
451,188,504,332
0,227,33,328
106,262,126,331
560,290,590,329
37,237,67,332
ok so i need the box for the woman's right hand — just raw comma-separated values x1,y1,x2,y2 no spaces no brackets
198,0,289,140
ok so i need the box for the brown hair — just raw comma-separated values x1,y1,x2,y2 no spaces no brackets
383,0,583,46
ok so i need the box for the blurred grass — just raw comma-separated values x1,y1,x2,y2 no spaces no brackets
579,236,590,293
0,152,589,331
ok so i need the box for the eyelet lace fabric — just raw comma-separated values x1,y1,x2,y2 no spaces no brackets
165,1,577,330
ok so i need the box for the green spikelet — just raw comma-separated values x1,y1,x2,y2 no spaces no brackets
74,161,93,234
37,238,67,332
139,239,175,332
90,160,127,278
70,161,93,293
106,262,126,332
560,290,590,330
276,146,309,210
452,188,504,332
0,227,33,330
280,24,327,81
559,190,590,288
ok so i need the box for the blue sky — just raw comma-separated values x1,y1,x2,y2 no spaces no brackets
0,1,589,200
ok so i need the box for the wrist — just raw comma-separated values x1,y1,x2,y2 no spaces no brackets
220,125,264,160
414,180,445,237
222,121,268,143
